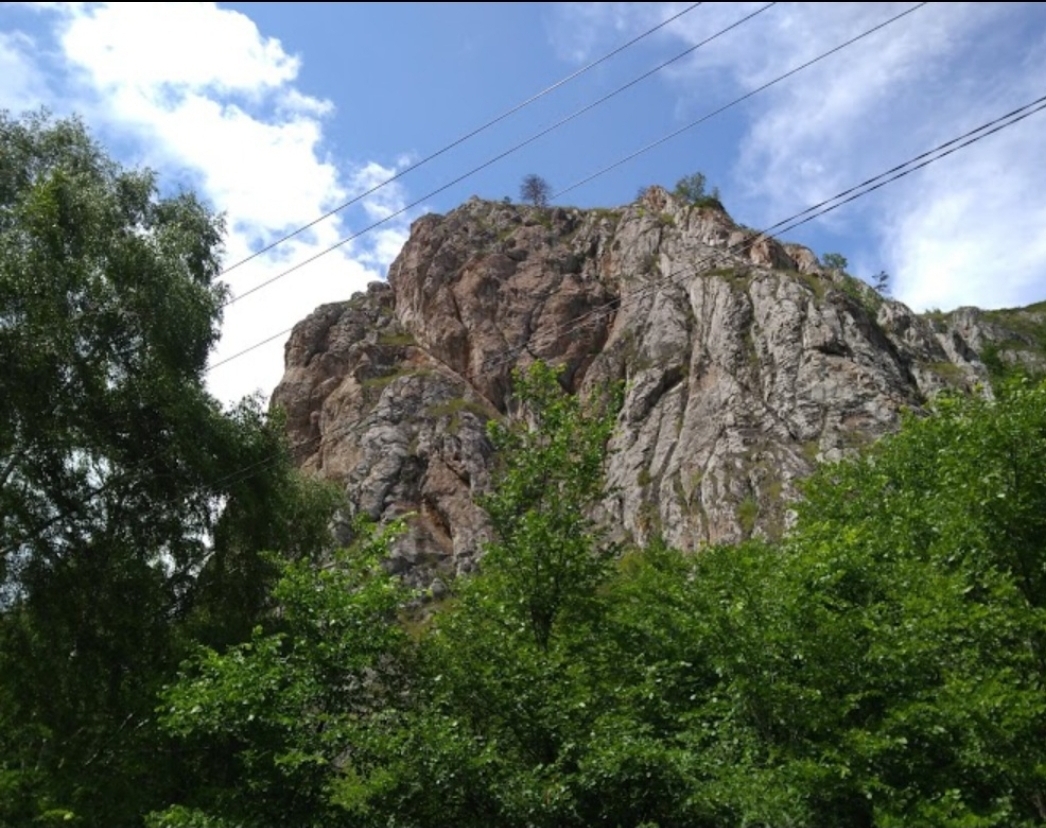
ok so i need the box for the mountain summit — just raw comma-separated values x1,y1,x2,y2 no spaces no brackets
272,187,1045,584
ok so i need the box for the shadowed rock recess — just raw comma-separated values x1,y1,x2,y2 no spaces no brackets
272,187,1045,585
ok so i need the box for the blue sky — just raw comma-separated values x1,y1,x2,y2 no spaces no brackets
2,2,1045,405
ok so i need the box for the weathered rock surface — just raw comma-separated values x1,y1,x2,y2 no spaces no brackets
272,188,1044,580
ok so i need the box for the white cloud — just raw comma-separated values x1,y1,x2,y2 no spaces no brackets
552,2,1046,311
884,118,1046,311
0,30,48,111
277,88,334,117
2,2,415,404
547,2,635,64
60,2,300,94
726,4,1008,217
349,160,413,222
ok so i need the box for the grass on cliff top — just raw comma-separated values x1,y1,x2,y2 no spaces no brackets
981,300,1046,350
920,299,1046,387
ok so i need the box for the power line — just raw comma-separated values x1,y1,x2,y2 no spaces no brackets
210,327,290,372
6,12,721,499
205,91,1046,497
16,11,1042,558
3,6,722,528
553,1,927,199
482,91,1046,376
219,2,704,277
11,88,1043,556
209,0,924,373
220,2,779,308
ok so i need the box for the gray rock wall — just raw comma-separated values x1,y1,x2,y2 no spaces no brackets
273,187,1037,580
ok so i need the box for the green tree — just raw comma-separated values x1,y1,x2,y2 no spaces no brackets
520,173,551,207
0,111,336,826
580,381,1046,828
316,364,626,828
772,380,1046,827
480,362,619,649
872,269,891,295
673,171,721,205
151,366,1046,828
822,251,848,270
153,362,625,828
153,523,410,828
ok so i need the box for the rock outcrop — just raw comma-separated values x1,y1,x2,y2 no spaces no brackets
272,188,1045,582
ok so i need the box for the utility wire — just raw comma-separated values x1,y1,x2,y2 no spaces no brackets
204,91,1046,495
1,8,717,479
9,82,1041,559
210,0,921,370
482,92,1046,376
5,4,712,563
553,2,927,199
13,89,1044,553
219,2,704,277
221,2,779,308
15,9,1040,553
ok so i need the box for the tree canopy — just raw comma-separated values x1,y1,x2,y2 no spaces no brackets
154,363,1046,828
520,173,551,207
4,109,1046,828
0,110,337,827
822,251,849,270
673,171,722,206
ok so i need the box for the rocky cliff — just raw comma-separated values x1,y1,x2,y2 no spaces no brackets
272,186,1046,585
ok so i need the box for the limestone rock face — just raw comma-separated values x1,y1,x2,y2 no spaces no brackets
272,188,1042,578
271,281,494,586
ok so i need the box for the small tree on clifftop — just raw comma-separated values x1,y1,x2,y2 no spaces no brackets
520,173,551,207
673,171,721,205
873,269,891,295
822,252,848,271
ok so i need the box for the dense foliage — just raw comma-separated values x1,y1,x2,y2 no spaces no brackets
3,111,1046,827
672,171,722,207
0,111,338,826
156,371,1046,828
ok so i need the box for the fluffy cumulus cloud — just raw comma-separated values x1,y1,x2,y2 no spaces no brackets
1,2,412,404
550,2,1046,311
883,118,1046,311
